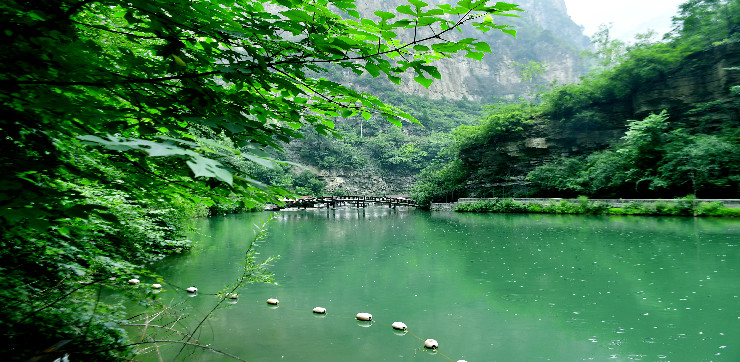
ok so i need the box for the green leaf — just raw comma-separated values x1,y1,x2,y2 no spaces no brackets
57,227,71,238
431,42,464,52
280,9,313,22
465,51,485,60
388,75,402,85
473,41,492,53
186,155,233,185
243,154,276,169
396,5,416,15
424,67,441,79
501,28,517,37
457,0,473,9
409,0,429,8
387,117,403,128
374,11,396,20
365,62,381,77
381,31,397,39
414,75,434,88
360,18,379,29
488,2,522,12
391,19,413,27
422,8,444,16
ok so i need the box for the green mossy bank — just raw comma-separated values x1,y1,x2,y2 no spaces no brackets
453,197,740,217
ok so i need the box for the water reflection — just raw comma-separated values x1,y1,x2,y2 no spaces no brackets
145,209,740,362
274,206,414,221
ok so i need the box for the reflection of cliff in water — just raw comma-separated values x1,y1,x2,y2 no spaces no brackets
144,211,740,362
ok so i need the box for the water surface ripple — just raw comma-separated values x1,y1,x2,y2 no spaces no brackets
149,208,740,362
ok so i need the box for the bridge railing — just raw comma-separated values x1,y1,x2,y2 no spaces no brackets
272,195,418,209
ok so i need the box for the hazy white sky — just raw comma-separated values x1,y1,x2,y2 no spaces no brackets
563,0,686,42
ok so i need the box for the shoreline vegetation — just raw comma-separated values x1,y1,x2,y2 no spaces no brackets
447,197,740,217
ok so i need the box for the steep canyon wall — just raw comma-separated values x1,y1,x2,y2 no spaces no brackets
339,0,590,101
308,0,591,194
464,41,740,191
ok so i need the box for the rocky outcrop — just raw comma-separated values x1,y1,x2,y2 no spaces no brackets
463,41,740,191
319,169,416,195
632,41,740,118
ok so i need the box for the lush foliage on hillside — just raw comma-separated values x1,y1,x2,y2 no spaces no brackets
527,111,740,198
294,93,484,177
290,0,592,187
1,0,523,359
412,0,740,207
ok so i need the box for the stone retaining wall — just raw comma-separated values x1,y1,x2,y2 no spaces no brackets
431,198,740,211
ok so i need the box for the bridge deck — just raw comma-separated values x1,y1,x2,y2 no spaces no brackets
267,196,418,210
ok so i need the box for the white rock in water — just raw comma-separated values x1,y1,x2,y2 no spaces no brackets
151,283,162,289
186,286,198,293
424,339,439,349
391,322,407,330
267,298,279,305
312,307,327,314
355,312,372,321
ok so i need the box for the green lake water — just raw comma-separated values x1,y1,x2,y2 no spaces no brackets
143,208,740,362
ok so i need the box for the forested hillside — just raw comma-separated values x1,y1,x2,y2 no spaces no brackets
413,0,740,206
275,0,591,195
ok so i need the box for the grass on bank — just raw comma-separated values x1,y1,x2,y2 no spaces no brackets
454,197,740,217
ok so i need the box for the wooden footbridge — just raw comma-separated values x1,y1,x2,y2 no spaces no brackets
268,195,418,210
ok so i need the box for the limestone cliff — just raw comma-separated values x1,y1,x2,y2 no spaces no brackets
334,0,590,101
459,41,740,192
632,42,740,119
319,168,416,196
288,0,593,195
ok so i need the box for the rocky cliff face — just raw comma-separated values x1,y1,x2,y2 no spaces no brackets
462,42,740,191
632,42,740,119
337,0,590,101
319,168,416,195
296,0,594,195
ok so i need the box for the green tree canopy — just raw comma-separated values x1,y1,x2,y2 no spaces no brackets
1,0,523,359
2,0,521,216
